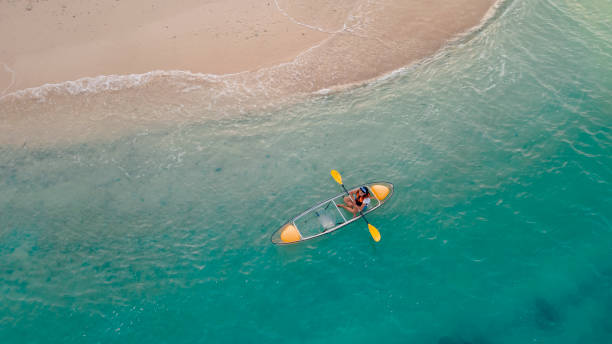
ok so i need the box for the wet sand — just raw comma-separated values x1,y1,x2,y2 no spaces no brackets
0,0,499,146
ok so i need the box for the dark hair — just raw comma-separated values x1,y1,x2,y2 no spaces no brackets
359,186,370,195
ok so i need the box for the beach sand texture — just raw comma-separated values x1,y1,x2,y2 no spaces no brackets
0,0,497,145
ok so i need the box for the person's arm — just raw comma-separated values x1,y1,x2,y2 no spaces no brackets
357,198,370,211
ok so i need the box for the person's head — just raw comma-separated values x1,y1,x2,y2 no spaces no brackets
359,186,370,197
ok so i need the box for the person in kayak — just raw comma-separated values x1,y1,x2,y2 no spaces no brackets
337,186,371,217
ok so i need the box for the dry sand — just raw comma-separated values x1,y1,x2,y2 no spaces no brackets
0,0,499,146
1,0,497,93
0,0,331,91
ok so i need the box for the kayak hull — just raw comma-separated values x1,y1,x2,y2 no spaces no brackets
270,182,394,245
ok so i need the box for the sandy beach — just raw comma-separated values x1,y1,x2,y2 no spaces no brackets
1,0,332,91
0,0,498,145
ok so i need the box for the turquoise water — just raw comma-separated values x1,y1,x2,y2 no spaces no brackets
1,0,611,342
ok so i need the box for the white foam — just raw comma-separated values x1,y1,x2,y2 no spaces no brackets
0,70,234,102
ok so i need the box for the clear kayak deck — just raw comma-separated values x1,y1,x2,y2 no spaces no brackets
270,182,393,245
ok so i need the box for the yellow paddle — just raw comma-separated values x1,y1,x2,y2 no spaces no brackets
330,170,381,242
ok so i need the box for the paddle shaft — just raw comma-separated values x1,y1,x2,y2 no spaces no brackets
331,169,380,241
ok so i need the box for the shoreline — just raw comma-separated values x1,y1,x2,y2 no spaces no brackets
0,0,502,146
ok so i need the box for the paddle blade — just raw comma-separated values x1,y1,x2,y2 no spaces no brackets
330,170,343,185
368,223,381,242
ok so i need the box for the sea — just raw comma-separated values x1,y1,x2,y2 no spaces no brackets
1,0,611,342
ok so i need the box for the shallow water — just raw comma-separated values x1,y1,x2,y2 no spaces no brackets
1,0,611,342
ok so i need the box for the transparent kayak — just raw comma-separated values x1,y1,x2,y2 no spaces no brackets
270,182,394,245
